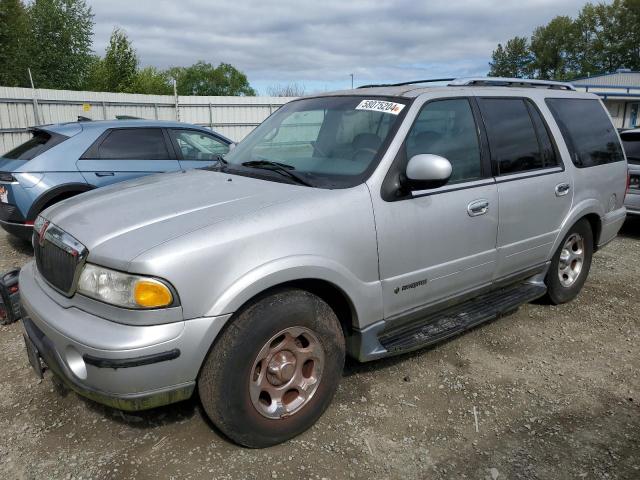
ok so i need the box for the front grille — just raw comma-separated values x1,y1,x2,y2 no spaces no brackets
34,223,87,295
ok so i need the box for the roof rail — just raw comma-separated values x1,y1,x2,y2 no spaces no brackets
449,77,575,91
115,115,144,120
357,78,455,89
77,115,92,122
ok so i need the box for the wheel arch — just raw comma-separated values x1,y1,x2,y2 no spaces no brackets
553,200,604,256
27,183,94,221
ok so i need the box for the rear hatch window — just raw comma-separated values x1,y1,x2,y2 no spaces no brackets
621,134,640,165
3,129,68,160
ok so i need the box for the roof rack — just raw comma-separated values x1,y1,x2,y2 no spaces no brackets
357,78,455,89
357,76,575,91
449,77,575,91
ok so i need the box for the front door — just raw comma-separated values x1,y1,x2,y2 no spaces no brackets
372,97,499,319
77,127,180,187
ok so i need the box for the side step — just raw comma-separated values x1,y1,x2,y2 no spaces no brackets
378,282,547,354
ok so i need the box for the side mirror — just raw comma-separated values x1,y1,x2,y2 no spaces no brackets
405,154,452,190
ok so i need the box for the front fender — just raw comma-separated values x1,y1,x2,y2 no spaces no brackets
204,255,383,329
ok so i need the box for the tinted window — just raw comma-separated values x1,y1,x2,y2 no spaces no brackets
527,101,559,168
170,130,229,160
406,99,482,183
478,98,544,175
621,132,640,165
97,128,169,160
3,129,67,160
546,98,624,168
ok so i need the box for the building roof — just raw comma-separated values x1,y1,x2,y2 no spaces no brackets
571,70,640,87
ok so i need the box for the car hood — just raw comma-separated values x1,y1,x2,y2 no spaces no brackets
43,169,310,268
0,158,28,172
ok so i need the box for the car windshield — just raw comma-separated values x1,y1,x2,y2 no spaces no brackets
222,96,409,188
622,134,640,164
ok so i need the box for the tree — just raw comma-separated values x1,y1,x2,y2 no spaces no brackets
488,0,640,80
96,28,138,92
168,61,256,96
0,0,30,87
130,66,172,95
267,82,306,97
27,0,94,89
488,37,533,78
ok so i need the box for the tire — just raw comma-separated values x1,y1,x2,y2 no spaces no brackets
198,288,345,448
545,219,594,305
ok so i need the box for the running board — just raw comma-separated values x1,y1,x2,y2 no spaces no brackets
378,282,547,354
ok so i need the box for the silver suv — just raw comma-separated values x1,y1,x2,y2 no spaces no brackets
20,77,628,447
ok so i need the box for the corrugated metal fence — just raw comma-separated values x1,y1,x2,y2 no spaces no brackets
0,86,295,153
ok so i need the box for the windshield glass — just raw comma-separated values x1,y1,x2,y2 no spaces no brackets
622,135,640,164
222,96,409,188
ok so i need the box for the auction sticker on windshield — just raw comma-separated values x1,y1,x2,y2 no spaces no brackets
356,99,405,115
0,186,8,204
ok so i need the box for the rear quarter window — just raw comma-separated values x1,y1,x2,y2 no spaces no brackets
545,98,624,168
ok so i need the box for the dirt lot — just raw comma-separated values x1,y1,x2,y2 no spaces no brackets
0,221,639,480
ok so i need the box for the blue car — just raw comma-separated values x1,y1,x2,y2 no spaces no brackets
0,119,232,240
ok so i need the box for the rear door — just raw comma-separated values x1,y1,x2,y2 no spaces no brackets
77,127,180,187
476,97,572,279
168,129,230,170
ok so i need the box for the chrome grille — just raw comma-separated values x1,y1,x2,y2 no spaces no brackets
34,222,87,296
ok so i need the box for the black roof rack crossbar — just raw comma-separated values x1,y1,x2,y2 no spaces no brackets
357,78,456,89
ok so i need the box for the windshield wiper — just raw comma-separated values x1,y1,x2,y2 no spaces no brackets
242,160,313,187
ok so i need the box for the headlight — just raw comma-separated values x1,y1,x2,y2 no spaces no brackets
77,264,174,309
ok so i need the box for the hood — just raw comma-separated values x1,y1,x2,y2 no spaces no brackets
43,169,309,267
0,158,28,172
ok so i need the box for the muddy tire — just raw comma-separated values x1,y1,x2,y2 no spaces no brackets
545,219,593,305
198,288,345,448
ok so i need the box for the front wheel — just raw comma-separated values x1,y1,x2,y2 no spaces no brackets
545,219,594,304
198,289,345,448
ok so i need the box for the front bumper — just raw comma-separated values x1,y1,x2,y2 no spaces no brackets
19,262,232,411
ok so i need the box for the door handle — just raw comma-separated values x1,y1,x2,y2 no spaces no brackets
467,199,489,217
555,183,571,197
95,172,115,177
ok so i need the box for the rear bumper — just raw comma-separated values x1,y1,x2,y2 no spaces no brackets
625,191,640,216
0,219,32,241
0,201,31,240
19,262,232,411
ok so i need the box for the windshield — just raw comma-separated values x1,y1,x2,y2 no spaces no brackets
222,96,410,188
622,134,640,164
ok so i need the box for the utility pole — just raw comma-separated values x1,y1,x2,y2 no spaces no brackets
28,68,43,125
350,73,354,89
173,78,180,122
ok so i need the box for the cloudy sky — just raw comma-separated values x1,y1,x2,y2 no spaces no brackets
86,0,590,94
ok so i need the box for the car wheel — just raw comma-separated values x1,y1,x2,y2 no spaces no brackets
198,288,345,448
545,219,593,305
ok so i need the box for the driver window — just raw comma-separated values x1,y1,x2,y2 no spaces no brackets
406,99,482,183
171,130,230,160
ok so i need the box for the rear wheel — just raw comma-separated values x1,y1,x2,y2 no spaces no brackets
545,219,593,304
198,288,345,448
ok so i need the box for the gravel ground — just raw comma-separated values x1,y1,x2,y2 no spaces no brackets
0,220,639,480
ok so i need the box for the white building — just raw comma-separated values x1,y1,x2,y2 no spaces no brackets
572,69,640,129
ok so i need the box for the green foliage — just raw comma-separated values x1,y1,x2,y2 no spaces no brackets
168,61,256,96
489,0,640,80
130,66,173,95
27,0,94,89
489,37,533,78
0,0,30,87
0,1,255,95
